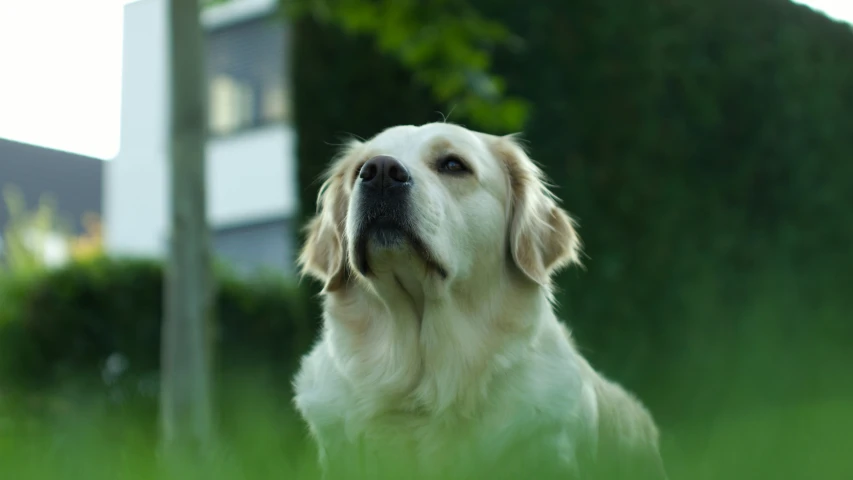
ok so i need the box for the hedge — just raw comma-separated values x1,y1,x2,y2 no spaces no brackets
0,257,313,395
293,0,853,425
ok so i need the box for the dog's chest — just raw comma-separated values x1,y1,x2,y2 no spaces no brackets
307,376,589,480
294,320,591,478
326,404,578,479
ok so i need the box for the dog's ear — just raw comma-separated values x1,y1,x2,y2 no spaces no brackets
297,141,361,293
495,135,582,287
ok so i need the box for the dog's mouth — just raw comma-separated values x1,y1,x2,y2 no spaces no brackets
354,219,448,280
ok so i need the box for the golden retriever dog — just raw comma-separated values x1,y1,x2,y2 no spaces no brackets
293,123,668,480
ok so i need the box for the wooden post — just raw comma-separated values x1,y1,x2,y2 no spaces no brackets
160,0,215,458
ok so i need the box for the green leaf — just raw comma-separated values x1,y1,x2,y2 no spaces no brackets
286,0,529,131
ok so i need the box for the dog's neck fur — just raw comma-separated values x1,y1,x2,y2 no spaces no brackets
322,264,554,419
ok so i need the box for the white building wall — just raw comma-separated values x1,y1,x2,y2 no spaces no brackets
207,124,298,226
105,0,297,258
104,0,169,256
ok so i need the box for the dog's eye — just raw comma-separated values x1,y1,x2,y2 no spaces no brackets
437,155,469,174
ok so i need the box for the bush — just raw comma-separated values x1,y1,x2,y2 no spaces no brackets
0,257,313,395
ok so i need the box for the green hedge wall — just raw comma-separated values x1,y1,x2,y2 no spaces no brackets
0,258,311,393
292,0,853,425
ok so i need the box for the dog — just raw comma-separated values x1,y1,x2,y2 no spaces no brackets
293,123,668,480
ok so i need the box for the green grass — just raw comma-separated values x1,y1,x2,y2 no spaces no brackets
663,400,853,480
2,379,851,480
0,375,321,480
1,262,850,479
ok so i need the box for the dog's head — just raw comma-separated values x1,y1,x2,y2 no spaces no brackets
299,123,581,302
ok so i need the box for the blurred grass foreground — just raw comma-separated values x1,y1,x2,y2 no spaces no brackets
1,259,851,479
3,0,853,478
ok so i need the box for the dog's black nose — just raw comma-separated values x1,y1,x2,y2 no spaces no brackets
359,155,411,191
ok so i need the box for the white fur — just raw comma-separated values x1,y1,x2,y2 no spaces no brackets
293,123,667,480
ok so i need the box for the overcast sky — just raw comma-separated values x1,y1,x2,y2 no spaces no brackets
0,0,850,160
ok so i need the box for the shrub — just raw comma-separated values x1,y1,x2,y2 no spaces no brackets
0,257,313,396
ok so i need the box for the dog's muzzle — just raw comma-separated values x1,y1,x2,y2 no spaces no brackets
355,155,414,233
353,155,414,271
352,155,448,279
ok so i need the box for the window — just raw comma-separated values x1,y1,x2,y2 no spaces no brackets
206,17,291,136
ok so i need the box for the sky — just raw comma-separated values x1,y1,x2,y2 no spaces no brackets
0,0,851,161
0,0,128,160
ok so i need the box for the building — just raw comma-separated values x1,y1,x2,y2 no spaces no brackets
105,0,298,275
0,137,103,266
